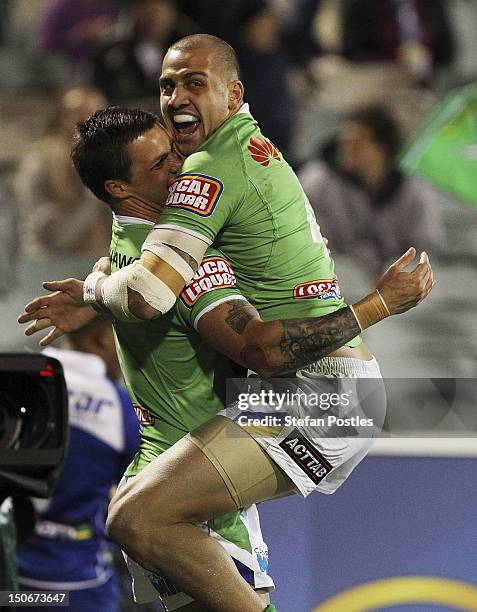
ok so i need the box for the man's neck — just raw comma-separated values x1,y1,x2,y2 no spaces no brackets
116,197,163,224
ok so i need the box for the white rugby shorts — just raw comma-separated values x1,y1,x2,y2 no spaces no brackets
224,356,386,497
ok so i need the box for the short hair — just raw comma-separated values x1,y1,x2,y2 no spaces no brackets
167,34,240,81
71,107,161,205
347,105,402,158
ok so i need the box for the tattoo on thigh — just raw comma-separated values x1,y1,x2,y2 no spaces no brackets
225,299,256,334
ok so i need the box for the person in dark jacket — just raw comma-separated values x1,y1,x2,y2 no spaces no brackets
299,104,444,277
92,0,197,105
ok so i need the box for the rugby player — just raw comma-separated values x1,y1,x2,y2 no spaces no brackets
20,36,432,611
20,109,432,609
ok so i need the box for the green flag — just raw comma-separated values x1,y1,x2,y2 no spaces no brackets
400,83,477,207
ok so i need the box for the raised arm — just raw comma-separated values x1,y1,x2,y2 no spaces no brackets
197,248,433,376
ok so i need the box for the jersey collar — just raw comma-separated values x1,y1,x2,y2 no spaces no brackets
236,102,250,115
113,213,155,227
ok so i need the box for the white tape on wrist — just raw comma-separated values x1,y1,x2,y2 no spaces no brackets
83,271,107,306
100,265,139,321
141,241,194,284
128,261,177,314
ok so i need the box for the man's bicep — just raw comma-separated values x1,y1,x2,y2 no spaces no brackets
197,298,261,367
126,229,210,319
142,227,209,268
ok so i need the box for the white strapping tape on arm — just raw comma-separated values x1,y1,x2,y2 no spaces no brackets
100,265,139,321
128,261,176,314
143,227,208,266
83,271,107,306
141,242,194,284
100,263,177,321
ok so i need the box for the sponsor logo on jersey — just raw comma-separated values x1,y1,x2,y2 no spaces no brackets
279,429,333,485
180,255,236,307
247,136,280,166
110,249,137,270
165,173,223,216
133,403,155,426
293,279,341,300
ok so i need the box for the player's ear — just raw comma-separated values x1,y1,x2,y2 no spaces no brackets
228,80,244,110
105,179,129,200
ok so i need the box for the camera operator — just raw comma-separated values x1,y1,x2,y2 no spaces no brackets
16,316,139,611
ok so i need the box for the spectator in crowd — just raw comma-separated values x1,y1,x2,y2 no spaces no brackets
37,0,120,72
92,0,197,106
287,0,454,160
299,105,444,278
231,0,296,156
292,0,454,84
13,86,111,259
174,0,228,38
17,315,140,612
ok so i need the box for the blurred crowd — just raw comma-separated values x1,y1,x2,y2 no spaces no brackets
0,0,476,281
1,0,476,273
1,2,477,610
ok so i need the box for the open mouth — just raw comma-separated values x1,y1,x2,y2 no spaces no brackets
172,113,201,137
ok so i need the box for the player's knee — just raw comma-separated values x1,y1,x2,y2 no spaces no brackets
106,499,125,544
107,486,172,552
106,493,141,550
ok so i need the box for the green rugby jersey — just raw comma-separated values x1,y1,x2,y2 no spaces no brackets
110,217,244,476
156,106,360,347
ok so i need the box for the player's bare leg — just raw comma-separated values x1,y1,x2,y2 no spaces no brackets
179,588,270,611
107,417,292,612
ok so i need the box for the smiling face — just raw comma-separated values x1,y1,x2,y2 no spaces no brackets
124,124,182,210
159,45,243,156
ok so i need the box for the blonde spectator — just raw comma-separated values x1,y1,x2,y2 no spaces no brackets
14,86,111,258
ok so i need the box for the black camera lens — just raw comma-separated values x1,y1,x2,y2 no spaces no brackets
0,376,54,450
0,390,24,449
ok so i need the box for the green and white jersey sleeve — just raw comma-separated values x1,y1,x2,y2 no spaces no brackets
176,248,246,330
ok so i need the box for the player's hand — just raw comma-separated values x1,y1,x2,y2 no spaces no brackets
92,256,111,275
18,279,96,346
376,247,434,315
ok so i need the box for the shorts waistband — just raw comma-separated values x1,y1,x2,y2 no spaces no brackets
299,356,381,378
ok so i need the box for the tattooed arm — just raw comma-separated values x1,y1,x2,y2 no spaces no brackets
197,248,434,377
198,300,360,376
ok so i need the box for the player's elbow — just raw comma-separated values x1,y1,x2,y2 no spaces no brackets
241,346,280,378
127,289,163,320
240,320,284,377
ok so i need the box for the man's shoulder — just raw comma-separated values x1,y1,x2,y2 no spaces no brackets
182,112,258,173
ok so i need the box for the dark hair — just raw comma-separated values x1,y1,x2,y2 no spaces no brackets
347,105,402,158
71,107,161,205
168,34,240,80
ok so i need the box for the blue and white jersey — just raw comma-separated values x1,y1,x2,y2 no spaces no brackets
18,348,139,590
